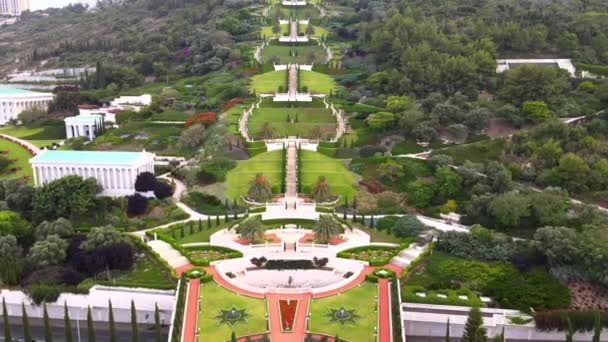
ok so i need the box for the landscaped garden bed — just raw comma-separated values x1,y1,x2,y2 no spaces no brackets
336,245,399,266
248,106,336,139
279,299,299,332
184,245,243,265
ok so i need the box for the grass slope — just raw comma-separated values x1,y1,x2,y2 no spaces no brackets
250,70,287,93
300,70,335,94
308,282,377,341
248,107,336,139
261,44,326,64
0,138,34,183
198,283,268,341
226,150,283,201
300,150,357,202
0,122,65,147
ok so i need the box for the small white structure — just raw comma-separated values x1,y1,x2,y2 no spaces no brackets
0,86,53,125
77,94,152,124
282,0,307,5
496,59,576,77
0,285,175,325
30,150,155,197
64,113,104,140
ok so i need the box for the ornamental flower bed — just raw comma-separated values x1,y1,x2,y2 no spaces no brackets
185,111,217,128
222,97,244,111
279,299,299,332
337,246,399,266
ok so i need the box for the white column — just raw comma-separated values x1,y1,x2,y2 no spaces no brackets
88,125,94,140
32,166,38,185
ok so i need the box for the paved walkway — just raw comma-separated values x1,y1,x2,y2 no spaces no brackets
290,20,298,41
0,133,41,154
288,64,297,100
267,292,311,342
182,278,200,342
286,140,297,198
378,278,391,342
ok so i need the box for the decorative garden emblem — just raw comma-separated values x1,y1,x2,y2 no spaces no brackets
325,306,359,326
215,306,251,327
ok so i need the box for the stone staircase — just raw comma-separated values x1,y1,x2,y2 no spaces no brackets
389,244,428,269
148,240,190,269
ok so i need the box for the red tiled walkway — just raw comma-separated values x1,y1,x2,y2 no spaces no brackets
378,278,391,342
267,292,311,342
181,278,200,342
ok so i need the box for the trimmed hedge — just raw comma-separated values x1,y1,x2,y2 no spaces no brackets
534,310,608,332
317,146,337,157
128,235,177,280
575,63,608,77
390,280,403,342
170,276,188,342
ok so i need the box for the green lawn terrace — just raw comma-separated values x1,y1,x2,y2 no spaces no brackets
300,150,357,204
260,23,328,39
260,43,326,65
247,100,336,140
0,136,35,183
84,121,183,155
226,150,283,202
267,4,322,23
250,69,287,94
308,281,377,342
0,120,65,148
198,282,268,341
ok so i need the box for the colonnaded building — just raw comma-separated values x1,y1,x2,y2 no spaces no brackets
0,87,53,125
0,0,30,16
29,150,155,197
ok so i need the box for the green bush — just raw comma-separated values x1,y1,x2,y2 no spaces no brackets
247,147,268,157
317,146,336,157
534,310,608,332
27,284,63,304
377,216,399,231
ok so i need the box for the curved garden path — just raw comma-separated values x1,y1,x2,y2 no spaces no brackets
0,133,41,155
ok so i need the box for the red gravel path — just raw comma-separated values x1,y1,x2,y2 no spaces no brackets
378,278,391,342
181,278,200,342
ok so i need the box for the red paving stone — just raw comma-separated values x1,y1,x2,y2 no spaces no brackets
181,278,200,342
175,263,194,276
384,263,403,275
378,278,391,342
267,292,311,342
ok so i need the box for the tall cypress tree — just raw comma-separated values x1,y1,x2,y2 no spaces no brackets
87,306,95,342
64,302,73,342
2,298,11,342
207,216,211,229
565,317,574,342
445,318,450,342
43,302,53,342
22,303,31,342
154,303,163,342
461,307,486,342
198,219,202,232
231,331,236,342
593,310,601,342
216,215,220,225
131,300,140,342
109,300,117,342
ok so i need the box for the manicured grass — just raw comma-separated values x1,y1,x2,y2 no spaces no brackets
300,150,357,202
250,70,287,93
224,105,247,134
431,138,505,165
226,150,283,201
308,282,377,342
79,249,176,290
300,70,335,94
0,138,34,183
268,5,321,21
159,219,230,244
299,24,329,38
149,109,192,122
0,122,65,147
248,107,336,139
199,283,268,341
260,24,290,38
390,140,427,155
87,121,184,155
260,44,326,64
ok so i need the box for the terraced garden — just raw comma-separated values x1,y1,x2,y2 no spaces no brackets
260,44,326,64
247,107,336,139
225,150,283,200
300,150,357,202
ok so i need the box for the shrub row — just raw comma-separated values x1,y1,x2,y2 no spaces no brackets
534,310,608,332
575,63,608,77
170,276,188,342
390,280,403,342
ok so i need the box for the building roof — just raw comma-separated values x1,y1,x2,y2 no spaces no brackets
30,150,154,166
64,114,103,124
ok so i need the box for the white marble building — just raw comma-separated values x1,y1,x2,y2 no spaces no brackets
496,59,576,77
75,94,153,124
64,113,104,140
0,87,53,125
30,150,155,197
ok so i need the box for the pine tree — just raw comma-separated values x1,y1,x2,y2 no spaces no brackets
593,310,601,342
154,303,163,342
216,215,220,225
370,215,375,228
461,307,486,342
231,331,236,342
109,300,117,342
131,300,140,342
445,318,450,342
22,303,31,342
565,317,574,342
353,197,357,210
43,302,53,342
180,225,184,238
64,302,73,342
87,306,95,342
3,298,11,342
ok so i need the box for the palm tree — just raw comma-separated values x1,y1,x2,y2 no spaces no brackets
313,215,342,243
311,176,331,202
248,173,273,202
260,122,274,139
237,216,264,243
